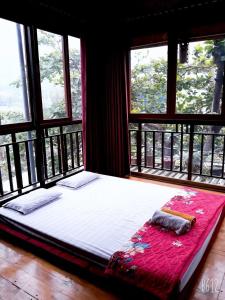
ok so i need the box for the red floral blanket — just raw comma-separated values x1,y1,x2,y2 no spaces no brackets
105,189,225,300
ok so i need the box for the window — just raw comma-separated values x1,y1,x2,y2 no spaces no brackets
37,29,67,120
0,19,30,125
176,38,225,114
68,36,82,120
0,19,83,199
131,45,168,114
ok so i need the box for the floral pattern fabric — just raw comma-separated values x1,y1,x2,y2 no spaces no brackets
105,189,225,300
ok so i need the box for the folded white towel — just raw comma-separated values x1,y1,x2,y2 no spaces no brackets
150,210,191,235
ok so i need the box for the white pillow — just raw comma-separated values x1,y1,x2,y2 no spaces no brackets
56,171,99,189
3,188,62,215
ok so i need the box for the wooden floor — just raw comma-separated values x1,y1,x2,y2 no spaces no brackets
1,177,225,300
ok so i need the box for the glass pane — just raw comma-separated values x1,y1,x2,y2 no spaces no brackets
68,36,82,119
131,45,168,114
37,29,67,119
176,38,225,114
0,19,30,125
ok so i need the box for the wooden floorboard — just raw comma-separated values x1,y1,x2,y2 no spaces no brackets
1,177,225,299
0,275,37,300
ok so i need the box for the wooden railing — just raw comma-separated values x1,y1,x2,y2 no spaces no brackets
0,125,83,200
0,136,38,197
43,128,83,181
129,122,225,188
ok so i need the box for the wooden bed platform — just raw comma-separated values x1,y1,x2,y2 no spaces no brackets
1,218,225,300
1,177,225,300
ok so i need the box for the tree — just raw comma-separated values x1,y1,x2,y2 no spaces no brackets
131,39,225,116
38,30,82,120
131,50,167,114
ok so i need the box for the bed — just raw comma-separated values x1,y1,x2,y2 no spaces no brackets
0,173,224,299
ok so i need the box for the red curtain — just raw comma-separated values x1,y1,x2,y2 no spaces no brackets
81,34,130,177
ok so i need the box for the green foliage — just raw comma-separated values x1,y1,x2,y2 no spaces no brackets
131,58,167,113
131,39,225,115
38,30,82,119
40,51,64,85
47,99,67,119
176,40,215,114
0,110,24,126
69,52,82,119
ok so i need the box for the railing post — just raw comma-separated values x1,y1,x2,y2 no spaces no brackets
11,133,23,193
0,167,3,196
137,123,142,173
60,126,68,174
6,145,13,192
80,131,84,165
187,124,194,181
76,132,80,168
35,129,45,187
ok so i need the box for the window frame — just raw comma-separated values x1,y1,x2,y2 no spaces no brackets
129,31,225,125
0,20,82,134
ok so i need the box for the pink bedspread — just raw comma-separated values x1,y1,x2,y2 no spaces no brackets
105,189,225,300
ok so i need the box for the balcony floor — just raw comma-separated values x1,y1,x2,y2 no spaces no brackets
131,166,225,187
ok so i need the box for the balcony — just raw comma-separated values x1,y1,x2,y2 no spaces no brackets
0,124,83,201
129,122,225,189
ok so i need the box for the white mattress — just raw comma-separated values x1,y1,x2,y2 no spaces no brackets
0,174,220,291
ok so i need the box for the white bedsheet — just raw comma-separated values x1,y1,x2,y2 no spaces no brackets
0,174,180,259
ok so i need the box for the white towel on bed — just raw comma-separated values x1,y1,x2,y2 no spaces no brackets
150,210,191,235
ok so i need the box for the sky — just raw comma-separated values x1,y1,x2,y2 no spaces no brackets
131,42,204,69
131,45,168,69
0,18,21,86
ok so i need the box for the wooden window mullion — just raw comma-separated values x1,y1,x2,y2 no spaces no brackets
26,26,44,125
166,32,177,116
63,36,72,120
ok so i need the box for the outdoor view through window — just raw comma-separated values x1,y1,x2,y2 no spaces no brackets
0,19,82,125
176,38,225,114
0,19,30,125
37,30,82,120
68,36,82,120
131,45,168,114
130,38,225,186
37,29,67,120
131,38,225,115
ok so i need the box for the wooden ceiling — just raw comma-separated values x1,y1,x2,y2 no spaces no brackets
36,0,223,23
0,0,224,35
